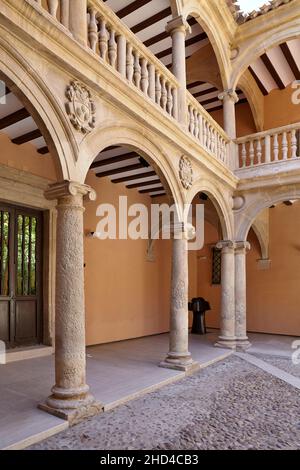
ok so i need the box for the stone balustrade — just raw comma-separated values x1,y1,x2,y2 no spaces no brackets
236,124,300,169
28,0,233,170
86,0,179,120
187,94,230,166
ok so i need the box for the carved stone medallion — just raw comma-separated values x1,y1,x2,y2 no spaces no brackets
66,81,96,133
179,155,193,189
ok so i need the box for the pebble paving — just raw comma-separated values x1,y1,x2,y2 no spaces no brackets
29,356,300,450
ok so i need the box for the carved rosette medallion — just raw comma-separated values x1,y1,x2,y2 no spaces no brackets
66,81,96,133
179,155,193,190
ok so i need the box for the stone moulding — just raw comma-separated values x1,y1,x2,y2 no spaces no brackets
65,81,96,134
179,155,193,189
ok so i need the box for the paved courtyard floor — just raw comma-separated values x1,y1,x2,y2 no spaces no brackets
30,354,300,450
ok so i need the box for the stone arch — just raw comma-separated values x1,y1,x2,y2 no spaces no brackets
235,186,300,241
231,26,300,89
182,0,231,89
78,123,184,216
186,177,234,240
0,36,78,181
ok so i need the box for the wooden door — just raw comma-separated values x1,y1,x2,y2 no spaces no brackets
0,203,43,347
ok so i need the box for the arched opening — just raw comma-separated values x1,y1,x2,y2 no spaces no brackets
82,143,176,347
243,199,300,338
187,190,230,344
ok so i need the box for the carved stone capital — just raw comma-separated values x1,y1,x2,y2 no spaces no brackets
216,240,235,252
235,241,251,254
45,180,97,202
166,16,191,36
218,89,239,104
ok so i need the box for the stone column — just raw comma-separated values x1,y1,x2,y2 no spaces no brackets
39,181,102,424
160,223,197,371
218,89,239,139
235,241,251,350
215,240,236,349
166,16,191,126
69,0,87,46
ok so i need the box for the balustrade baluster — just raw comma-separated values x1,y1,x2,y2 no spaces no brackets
198,115,203,145
161,77,167,111
265,135,271,163
60,0,69,28
273,134,279,161
108,28,117,69
117,35,126,77
203,121,207,148
249,141,254,166
155,72,161,105
189,106,195,135
47,0,58,17
291,130,297,158
211,129,215,153
241,143,247,168
88,8,98,53
256,139,262,165
148,64,155,101
99,19,108,60
282,132,288,159
133,51,141,89
126,44,134,83
194,110,199,139
140,58,149,95
172,88,178,120
166,82,173,116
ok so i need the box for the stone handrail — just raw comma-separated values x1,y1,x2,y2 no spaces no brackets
86,0,179,120
236,123,300,169
186,93,230,166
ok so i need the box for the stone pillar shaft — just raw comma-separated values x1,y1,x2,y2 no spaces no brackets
160,224,196,371
40,181,102,424
69,0,87,46
166,16,191,126
215,240,236,349
235,241,251,350
218,90,239,139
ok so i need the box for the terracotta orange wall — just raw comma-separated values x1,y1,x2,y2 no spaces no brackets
189,203,300,336
264,84,300,130
210,102,257,137
0,133,57,180
84,172,172,346
246,203,300,336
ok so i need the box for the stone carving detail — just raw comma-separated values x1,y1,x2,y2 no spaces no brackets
66,81,96,133
179,155,193,189
172,279,186,309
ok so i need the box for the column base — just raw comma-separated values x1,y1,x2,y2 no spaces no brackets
215,336,237,350
236,338,252,351
39,393,103,426
159,352,199,373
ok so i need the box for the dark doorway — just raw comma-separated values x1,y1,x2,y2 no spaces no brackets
0,202,43,347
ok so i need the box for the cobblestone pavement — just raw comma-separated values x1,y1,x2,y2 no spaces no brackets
251,353,300,378
29,356,300,450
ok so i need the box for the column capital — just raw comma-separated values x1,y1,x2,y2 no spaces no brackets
218,89,239,104
45,180,97,202
235,241,251,254
166,16,191,36
216,240,235,252
164,222,195,240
